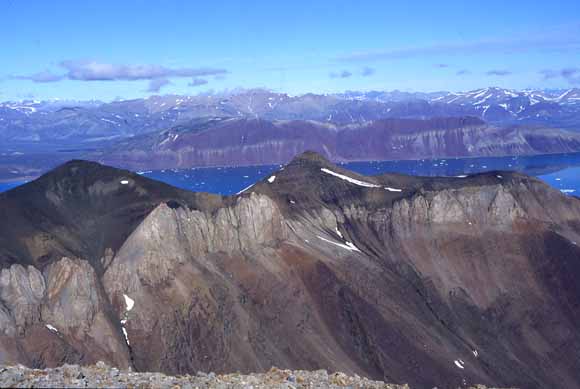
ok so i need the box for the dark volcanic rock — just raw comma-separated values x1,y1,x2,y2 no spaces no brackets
0,152,579,389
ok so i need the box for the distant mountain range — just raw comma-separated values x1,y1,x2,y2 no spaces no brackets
2,87,580,146
2,87,580,181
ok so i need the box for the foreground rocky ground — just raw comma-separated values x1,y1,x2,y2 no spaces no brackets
0,363,400,388
0,363,515,389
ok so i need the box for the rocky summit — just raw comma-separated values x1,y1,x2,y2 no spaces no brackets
0,151,579,388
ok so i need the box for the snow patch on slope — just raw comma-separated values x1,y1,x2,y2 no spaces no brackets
123,294,135,312
46,324,58,333
321,168,381,188
321,168,402,192
317,236,361,252
237,184,254,195
122,327,130,346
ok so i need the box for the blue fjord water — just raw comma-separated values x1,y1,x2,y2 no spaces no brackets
1,152,580,197
0,181,22,193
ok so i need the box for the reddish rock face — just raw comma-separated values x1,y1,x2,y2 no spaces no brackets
0,152,579,389
100,117,580,171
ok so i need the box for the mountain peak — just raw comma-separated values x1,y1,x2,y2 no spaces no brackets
288,150,334,166
26,159,140,193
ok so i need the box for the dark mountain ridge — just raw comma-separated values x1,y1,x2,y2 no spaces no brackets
0,152,580,388
0,160,223,271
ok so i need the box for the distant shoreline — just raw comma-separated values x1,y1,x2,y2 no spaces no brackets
101,149,580,172
2,150,580,184
0,176,34,184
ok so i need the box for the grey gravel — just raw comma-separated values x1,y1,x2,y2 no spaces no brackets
0,363,519,388
0,363,411,388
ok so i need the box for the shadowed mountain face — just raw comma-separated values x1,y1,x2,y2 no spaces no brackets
0,152,580,388
100,117,580,170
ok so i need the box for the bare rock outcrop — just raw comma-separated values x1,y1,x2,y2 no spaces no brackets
0,265,44,335
0,258,130,368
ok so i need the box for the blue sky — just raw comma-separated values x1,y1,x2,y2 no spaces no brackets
1,0,579,101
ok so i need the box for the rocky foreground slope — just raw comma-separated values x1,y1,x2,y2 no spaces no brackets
0,152,579,388
0,362,406,388
0,362,516,389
